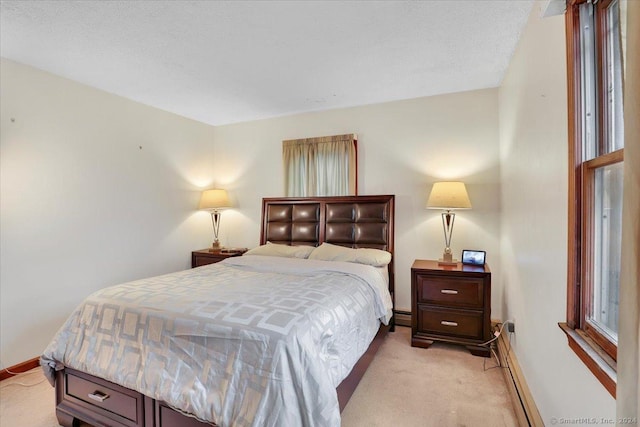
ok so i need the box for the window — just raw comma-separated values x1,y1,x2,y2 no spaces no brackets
283,134,357,197
561,0,626,397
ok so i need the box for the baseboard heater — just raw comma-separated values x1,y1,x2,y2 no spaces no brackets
394,310,412,327
495,328,544,427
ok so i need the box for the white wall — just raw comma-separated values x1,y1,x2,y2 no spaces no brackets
0,59,217,367
212,90,502,316
499,2,616,423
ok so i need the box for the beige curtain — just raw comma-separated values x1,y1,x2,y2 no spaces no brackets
283,134,357,197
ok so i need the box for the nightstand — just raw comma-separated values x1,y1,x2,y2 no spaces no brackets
411,259,491,357
191,248,247,268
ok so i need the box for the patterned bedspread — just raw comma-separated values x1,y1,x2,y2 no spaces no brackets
41,255,393,427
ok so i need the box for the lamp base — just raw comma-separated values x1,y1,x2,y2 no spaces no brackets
209,240,221,252
437,251,458,266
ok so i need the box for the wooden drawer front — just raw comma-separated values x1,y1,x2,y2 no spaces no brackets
416,274,483,308
66,372,139,422
156,401,216,426
417,306,484,340
193,255,223,267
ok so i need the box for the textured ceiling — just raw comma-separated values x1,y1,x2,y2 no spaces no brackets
0,1,533,126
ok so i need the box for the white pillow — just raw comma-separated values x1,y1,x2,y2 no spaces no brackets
308,242,392,267
244,242,315,259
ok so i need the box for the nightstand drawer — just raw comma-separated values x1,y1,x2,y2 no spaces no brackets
192,254,227,267
192,249,247,268
66,371,141,423
415,274,484,308
416,306,484,340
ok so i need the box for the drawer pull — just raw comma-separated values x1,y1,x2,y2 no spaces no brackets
88,390,110,402
441,320,458,327
440,289,458,295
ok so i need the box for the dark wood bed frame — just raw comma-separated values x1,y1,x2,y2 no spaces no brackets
54,195,395,427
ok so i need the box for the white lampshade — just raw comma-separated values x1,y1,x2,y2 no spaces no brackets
198,189,231,210
426,182,472,210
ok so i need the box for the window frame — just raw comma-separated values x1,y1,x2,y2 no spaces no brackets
561,0,624,398
581,149,622,361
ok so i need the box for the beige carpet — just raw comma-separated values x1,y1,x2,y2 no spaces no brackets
0,327,517,426
340,326,517,426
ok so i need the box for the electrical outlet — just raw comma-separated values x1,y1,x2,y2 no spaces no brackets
507,321,515,333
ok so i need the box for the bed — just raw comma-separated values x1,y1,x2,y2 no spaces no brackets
41,195,395,427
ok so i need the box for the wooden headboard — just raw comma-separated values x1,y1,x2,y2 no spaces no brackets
260,195,395,326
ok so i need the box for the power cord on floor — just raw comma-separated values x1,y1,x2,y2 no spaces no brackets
482,342,501,371
0,361,46,388
482,321,514,372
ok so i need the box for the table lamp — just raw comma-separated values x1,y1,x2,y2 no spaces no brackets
426,181,471,265
198,189,231,250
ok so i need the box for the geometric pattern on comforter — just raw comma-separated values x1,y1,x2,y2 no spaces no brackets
41,255,392,427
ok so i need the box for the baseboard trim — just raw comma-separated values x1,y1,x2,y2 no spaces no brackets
394,310,411,327
0,356,40,381
495,329,544,427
